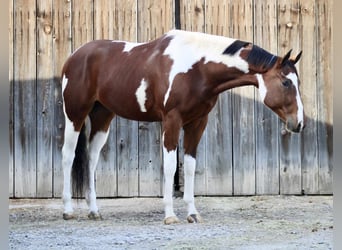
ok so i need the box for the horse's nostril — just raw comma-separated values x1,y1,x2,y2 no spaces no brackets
297,122,304,132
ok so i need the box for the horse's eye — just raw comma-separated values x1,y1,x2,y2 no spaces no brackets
282,79,291,88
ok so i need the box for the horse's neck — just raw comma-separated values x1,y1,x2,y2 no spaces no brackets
201,62,258,95
211,72,259,95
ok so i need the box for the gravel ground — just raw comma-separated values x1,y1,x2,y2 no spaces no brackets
9,196,333,249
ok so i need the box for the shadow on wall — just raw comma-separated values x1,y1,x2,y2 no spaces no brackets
9,77,333,197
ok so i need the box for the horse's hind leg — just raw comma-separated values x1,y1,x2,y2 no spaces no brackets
86,103,115,220
62,114,81,219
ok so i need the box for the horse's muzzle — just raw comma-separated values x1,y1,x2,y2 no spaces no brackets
286,118,305,133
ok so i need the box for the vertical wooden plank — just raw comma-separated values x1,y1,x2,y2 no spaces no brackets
204,0,233,195
254,1,280,194
71,0,93,50
178,0,207,195
13,0,37,197
94,0,115,40
137,0,174,40
317,0,333,194
299,0,319,194
205,96,233,195
180,0,205,32
113,0,137,41
36,0,54,197
93,0,118,197
278,0,302,194
9,0,14,198
52,0,72,198
113,0,139,197
137,121,163,196
137,0,173,196
117,121,139,197
230,0,255,195
205,0,230,36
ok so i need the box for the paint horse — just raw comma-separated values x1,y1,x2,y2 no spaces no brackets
61,29,304,224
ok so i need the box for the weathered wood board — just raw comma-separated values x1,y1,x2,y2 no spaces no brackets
9,0,333,197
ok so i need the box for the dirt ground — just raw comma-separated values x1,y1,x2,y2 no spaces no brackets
9,196,333,250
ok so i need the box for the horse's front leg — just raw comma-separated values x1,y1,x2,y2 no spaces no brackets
183,116,208,223
162,146,179,224
162,112,182,224
183,155,202,223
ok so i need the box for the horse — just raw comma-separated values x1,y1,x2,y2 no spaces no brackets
61,29,304,224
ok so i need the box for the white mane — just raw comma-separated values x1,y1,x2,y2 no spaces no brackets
165,29,237,57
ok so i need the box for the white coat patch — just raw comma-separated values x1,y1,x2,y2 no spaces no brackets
122,42,144,52
255,73,267,102
163,30,249,106
62,74,68,93
61,74,77,133
135,79,149,112
286,72,304,125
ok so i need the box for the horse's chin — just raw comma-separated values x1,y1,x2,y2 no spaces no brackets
279,117,303,135
284,119,303,133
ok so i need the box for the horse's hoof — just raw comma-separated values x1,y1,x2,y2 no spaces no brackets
163,216,180,225
187,214,203,223
88,211,103,220
63,213,75,220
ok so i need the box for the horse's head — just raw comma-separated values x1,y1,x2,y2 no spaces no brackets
257,50,305,133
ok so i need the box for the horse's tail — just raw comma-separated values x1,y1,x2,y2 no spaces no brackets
71,124,89,198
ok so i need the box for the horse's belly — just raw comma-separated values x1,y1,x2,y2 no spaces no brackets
100,90,163,122
115,108,163,122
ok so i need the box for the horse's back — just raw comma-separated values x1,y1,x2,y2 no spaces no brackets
62,40,125,77
61,38,172,122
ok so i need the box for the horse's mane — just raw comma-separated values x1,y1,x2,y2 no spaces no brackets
222,40,249,55
223,40,277,71
247,45,277,70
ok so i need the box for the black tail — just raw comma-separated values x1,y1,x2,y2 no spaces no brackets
71,125,89,198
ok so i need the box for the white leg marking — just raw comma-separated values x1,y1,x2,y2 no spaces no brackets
86,131,110,214
286,72,304,127
61,74,78,215
62,119,79,215
135,79,149,112
255,73,267,102
183,154,198,216
163,146,177,219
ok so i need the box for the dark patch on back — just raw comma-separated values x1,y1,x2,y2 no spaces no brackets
247,45,277,70
223,40,250,55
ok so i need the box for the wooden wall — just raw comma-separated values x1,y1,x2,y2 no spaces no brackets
9,0,333,198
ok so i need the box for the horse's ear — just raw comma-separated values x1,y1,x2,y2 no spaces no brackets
281,49,292,66
291,51,302,65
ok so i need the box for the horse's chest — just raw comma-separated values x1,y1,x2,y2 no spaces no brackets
179,95,218,121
